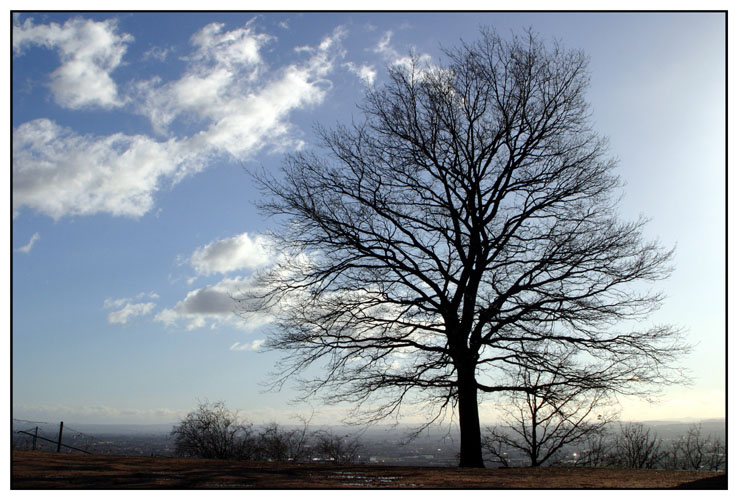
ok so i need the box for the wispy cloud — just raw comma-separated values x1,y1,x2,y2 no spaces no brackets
13,16,133,109
142,45,170,62
107,302,156,325
372,30,432,72
104,292,159,325
373,30,395,58
343,61,376,85
230,339,265,351
15,232,40,253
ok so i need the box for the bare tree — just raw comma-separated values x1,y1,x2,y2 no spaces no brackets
573,427,614,468
253,421,314,462
314,430,363,464
705,437,726,472
171,401,254,460
681,424,709,470
663,436,685,470
254,423,292,461
482,355,616,467
285,414,315,462
666,424,726,471
239,28,687,467
481,431,512,467
612,422,663,469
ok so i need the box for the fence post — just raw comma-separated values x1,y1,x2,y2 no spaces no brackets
57,421,64,453
32,426,38,451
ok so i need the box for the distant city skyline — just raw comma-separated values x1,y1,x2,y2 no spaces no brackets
11,12,725,426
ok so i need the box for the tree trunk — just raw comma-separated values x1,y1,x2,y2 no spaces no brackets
457,367,485,468
530,406,539,467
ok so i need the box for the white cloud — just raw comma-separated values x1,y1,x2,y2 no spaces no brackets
343,62,376,85
371,30,432,73
154,276,272,331
104,292,159,325
13,16,132,109
230,339,265,351
136,23,271,134
15,232,40,253
190,233,273,276
373,31,395,58
190,21,266,69
152,308,179,326
135,22,341,153
142,45,170,62
13,21,346,220
179,26,345,160
13,119,196,219
107,302,156,325
103,297,128,309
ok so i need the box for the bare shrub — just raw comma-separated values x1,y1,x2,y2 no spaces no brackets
573,428,615,468
171,401,254,460
664,424,726,471
313,430,362,464
253,422,314,462
612,423,662,469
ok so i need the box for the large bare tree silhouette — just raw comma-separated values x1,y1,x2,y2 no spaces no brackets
239,29,687,467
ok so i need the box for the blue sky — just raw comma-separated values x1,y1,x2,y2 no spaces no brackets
10,12,725,425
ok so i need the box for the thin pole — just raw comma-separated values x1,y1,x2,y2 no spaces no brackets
56,421,64,453
32,426,38,451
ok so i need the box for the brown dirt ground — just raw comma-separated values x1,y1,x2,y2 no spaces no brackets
11,450,727,489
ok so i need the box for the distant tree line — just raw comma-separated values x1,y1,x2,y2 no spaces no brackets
484,421,725,471
170,401,362,464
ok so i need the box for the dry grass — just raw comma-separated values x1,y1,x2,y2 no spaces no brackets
11,450,726,489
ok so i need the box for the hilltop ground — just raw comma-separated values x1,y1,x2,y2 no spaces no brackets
11,450,726,489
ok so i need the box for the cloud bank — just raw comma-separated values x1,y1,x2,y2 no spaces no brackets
13,18,346,220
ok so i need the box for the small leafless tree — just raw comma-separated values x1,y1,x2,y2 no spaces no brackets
705,437,726,472
481,432,512,467
681,424,710,470
254,423,291,461
663,437,685,470
482,355,616,467
240,27,687,467
665,424,726,471
171,401,254,460
572,427,615,467
285,414,315,462
612,423,663,469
